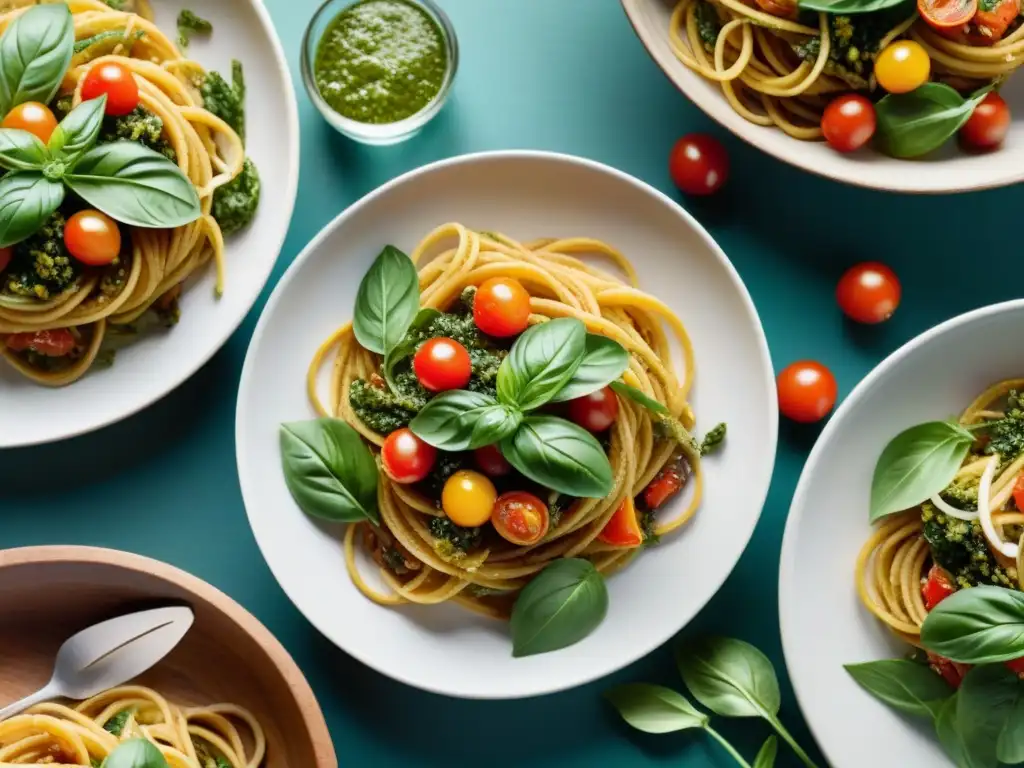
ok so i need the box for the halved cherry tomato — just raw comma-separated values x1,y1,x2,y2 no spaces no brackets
967,0,1020,44
644,461,688,510
492,491,549,545
599,497,643,548
927,651,971,688
960,91,1011,150
442,470,497,527
473,277,531,337
381,428,436,484
922,565,957,611
777,361,837,423
413,337,471,392
918,0,977,30
836,262,901,324
0,246,11,274
1006,657,1024,677
1012,472,1024,513
669,134,729,196
1,101,57,143
874,41,931,94
473,444,512,477
65,210,121,266
754,0,797,16
568,386,619,432
81,62,140,116
5,328,76,357
821,94,876,153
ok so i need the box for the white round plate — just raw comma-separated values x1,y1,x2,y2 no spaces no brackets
780,300,1024,767
236,151,778,699
0,0,299,448
622,0,1024,193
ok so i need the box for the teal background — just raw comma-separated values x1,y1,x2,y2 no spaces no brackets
4,1,1024,765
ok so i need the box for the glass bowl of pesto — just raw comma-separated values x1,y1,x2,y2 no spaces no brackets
301,0,458,145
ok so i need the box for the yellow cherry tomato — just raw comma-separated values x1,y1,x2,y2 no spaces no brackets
874,40,931,94
441,470,497,527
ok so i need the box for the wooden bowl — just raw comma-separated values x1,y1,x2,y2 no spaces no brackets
0,545,336,767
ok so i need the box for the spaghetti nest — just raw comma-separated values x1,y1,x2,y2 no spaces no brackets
0,685,265,767
0,0,246,386
668,0,1024,139
308,223,704,620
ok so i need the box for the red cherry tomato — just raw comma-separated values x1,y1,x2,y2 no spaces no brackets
927,651,971,689
777,361,837,423
81,62,140,116
821,94,877,153
413,337,471,392
836,262,901,324
922,565,957,611
598,497,644,548
473,277,531,338
1,101,57,143
960,92,1011,150
668,134,729,196
473,444,512,477
1006,657,1024,677
918,0,976,29
643,461,688,510
491,491,550,545
0,246,11,274
5,328,76,357
381,428,436,484
568,386,619,432
64,210,121,266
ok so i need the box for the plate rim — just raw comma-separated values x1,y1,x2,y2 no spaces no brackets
235,148,779,698
0,0,301,449
778,297,1024,766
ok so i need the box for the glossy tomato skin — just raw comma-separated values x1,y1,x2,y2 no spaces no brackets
473,277,531,337
960,92,1010,150
777,361,837,423
491,491,549,545
918,0,976,29
5,328,76,357
836,262,901,324
927,651,971,688
1013,473,1024,514
821,95,876,153
1006,657,1024,677
413,337,471,392
81,62,140,116
473,444,512,477
874,41,931,94
644,461,688,510
381,428,436,484
598,497,643,548
1,101,58,143
64,210,121,266
669,134,729,196
922,565,956,611
567,386,619,432
0,246,11,274
442,470,497,527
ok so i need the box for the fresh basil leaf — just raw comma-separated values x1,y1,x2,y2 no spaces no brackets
935,694,975,768
953,665,1018,768
921,585,1024,663
64,142,201,228
876,83,984,159
0,172,63,248
604,683,709,733
675,636,781,719
497,318,586,410
844,659,953,719
998,683,1024,763
550,333,630,402
870,420,975,522
0,129,47,172
49,95,106,162
797,0,905,12
0,4,74,116
279,418,379,524
510,558,608,657
754,735,778,768
500,415,613,497
352,245,420,356
103,737,169,768
383,307,441,391
609,380,670,416
410,391,519,452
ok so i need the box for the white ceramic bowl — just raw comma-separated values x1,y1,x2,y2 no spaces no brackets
780,300,1024,767
0,0,299,448
622,0,1024,193
235,150,778,699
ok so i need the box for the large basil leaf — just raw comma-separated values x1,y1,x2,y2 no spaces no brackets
352,245,420,356
0,172,63,248
609,380,671,415
410,391,519,452
954,665,1024,766
604,683,708,733
510,558,608,657
500,415,613,497
383,307,441,391
49,95,106,162
676,636,781,719
844,659,953,719
497,318,586,410
921,585,1024,663
798,0,905,11
103,738,169,768
935,695,974,768
0,129,47,172
279,418,379,524
870,421,975,522
64,142,201,228
876,84,987,159
754,736,778,768
550,333,630,402
0,4,74,116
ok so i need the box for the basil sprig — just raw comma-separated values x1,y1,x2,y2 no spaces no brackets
408,391,520,451
550,333,630,403
500,415,613,498
103,738,170,768
0,3,73,116
920,585,1024,664
876,83,992,159
497,318,587,409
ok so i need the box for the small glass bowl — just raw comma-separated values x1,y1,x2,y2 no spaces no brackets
301,0,459,146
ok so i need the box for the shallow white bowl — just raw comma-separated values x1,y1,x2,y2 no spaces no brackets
235,150,778,699
780,300,1024,767
0,0,299,448
622,0,1024,193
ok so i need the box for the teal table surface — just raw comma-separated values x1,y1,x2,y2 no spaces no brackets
4,1,1024,766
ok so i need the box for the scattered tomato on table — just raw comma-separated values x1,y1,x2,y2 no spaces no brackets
836,262,901,324
777,361,837,423
669,133,729,196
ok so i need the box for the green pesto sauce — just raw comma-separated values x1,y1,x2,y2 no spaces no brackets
313,0,447,124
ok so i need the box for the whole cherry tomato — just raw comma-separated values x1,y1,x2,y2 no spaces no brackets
836,262,901,324
874,41,931,94
1,101,58,143
64,210,122,266
81,62,140,116
821,94,876,153
491,491,550,545
381,428,436,484
668,134,729,196
5,328,76,357
960,92,1010,150
777,361,837,423
413,337,471,392
568,386,619,432
474,444,512,477
442,470,497,527
473,277,531,337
